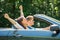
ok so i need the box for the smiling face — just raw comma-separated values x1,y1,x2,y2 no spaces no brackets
28,18,34,26
26,16,34,26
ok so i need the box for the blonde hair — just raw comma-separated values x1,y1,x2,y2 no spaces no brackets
26,16,33,21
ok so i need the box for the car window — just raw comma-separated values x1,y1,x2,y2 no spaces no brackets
33,18,52,28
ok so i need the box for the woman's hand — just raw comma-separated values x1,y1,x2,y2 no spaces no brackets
19,5,23,10
4,13,10,19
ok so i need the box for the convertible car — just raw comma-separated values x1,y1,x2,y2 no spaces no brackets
0,14,60,39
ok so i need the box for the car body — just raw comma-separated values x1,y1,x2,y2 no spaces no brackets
0,14,60,39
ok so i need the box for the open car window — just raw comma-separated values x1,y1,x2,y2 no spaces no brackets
33,17,52,28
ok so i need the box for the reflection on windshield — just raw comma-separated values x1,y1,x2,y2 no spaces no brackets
37,22,40,27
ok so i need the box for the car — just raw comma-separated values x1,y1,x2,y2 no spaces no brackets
0,14,60,39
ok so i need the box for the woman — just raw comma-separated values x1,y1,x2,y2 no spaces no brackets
4,5,29,29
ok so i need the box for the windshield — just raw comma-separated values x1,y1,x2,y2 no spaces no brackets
33,17,51,28
34,14,60,24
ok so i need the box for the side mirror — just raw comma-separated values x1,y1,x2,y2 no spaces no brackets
50,25,59,31
50,24,60,37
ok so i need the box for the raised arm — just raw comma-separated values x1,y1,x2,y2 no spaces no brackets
16,5,24,20
4,13,22,29
19,5,24,17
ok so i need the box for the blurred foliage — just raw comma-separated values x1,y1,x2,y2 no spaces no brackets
0,0,60,28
